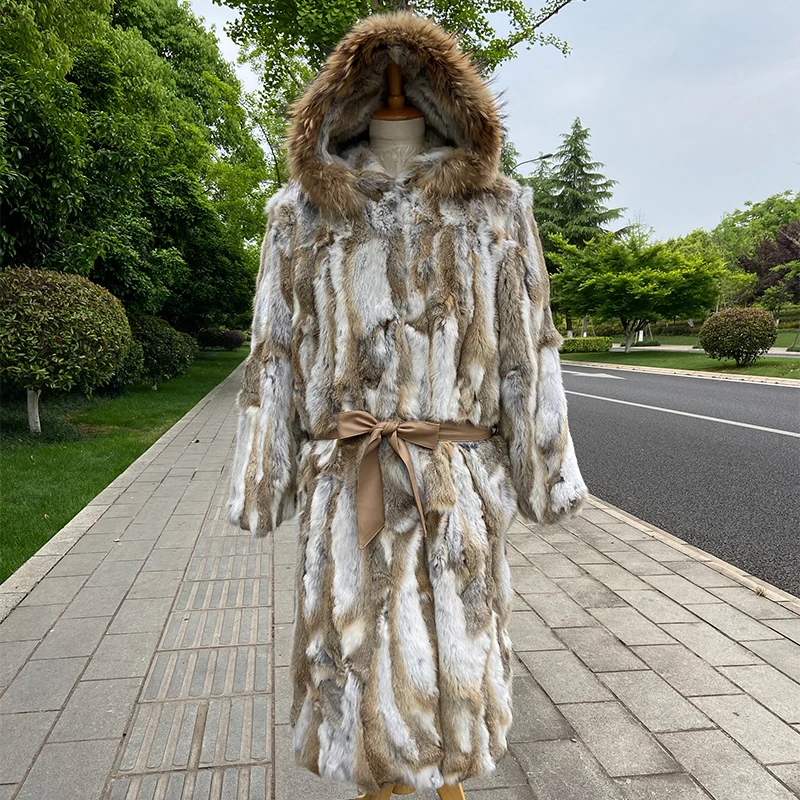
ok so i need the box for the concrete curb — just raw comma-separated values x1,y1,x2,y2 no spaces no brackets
0,370,241,624
589,494,800,613
561,360,800,386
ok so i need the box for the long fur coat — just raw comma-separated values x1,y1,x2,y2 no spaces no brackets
228,10,588,794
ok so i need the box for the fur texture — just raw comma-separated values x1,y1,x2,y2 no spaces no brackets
228,11,587,794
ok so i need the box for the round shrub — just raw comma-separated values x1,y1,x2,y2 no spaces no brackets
129,314,196,389
219,329,245,351
560,336,613,354
0,267,132,394
101,338,145,395
699,307,777,367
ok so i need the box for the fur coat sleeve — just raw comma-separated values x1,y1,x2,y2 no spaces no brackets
228,188,307,535
497,185,588,523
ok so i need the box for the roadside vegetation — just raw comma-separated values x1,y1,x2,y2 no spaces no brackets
0,348,248,583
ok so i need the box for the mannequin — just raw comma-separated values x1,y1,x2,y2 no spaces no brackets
356,60,467,800
368,61,425,177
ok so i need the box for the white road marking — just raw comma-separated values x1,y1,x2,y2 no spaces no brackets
562,369,625,380
564,390,800,439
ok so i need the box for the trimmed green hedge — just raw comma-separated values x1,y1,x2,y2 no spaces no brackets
0,267,131,394
560,336,613,354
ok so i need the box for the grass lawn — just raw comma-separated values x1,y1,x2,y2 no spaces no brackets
0,348,248,583
561,350,800,380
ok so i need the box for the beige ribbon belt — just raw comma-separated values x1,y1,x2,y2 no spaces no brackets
320,410,493,549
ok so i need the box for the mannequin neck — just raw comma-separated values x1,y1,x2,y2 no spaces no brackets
368,117,426,177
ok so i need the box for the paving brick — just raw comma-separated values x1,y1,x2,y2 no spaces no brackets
589,607,674,646
522,591,597,629
507,675,574,742
1,640,37,693
108,597,174,635
15,738,119,800
46,552,107,578
128,570,184,599
629,540,691,562
510,566,560,594
583,563,650,591
508,610,565,651
525,553,585,578
274,623,292,668
669,561,739,588
614,773,709,800
685,602,783,642
31,615,110,659
599,670,711,732
160,607,271,648
555,576,628,608
464,751,529,790
556,626,647,673
67,533,121,554
508,535,557,556
142,547,193,573
768,764,800,796
187,553,271,581
719,665,800,724
111,765,272,800
560,701,678,777
764,617,800,644
19,576,86,607
0,657,86,713
466,787,534,799
63,585,129,619
691,694,800,764
120,522,166,541
632,643,739,696
511,739,625,800
606,550,672,576
593,523,651,542
83,632,160,679
743,639,800,682
103,540,156,561
49,678,142,741
550,540,610,564
274,590,295,624
0,710,57,782
85,559,143,588
641,575,721,605
0,603,65,642
661,622,763,666
518,650,612,704
708,587,799,619
615,590,696,624
659,730,797,800
141,645,270,701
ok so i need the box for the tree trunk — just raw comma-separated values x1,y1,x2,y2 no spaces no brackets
624,329,635,353
27,388,42,434
791,323,800,350
581,316,588,337
565,309,573,339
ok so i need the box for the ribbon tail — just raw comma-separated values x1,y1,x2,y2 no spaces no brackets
357,435,385,549
393,435,428,538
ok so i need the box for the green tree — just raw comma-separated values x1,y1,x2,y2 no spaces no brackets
1,0,267,332
221,0,580,99
550,230,720,352
525,117,624,254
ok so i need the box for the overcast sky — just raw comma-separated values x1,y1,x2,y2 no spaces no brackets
190,0,799,239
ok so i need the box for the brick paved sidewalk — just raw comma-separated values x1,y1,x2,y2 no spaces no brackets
2,363,800,800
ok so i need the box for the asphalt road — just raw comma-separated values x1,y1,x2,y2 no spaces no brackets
561,365,800,595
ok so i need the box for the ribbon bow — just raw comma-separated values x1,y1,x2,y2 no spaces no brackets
335,410,441,549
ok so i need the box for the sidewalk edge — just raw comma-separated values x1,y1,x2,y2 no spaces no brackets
589,494,800,611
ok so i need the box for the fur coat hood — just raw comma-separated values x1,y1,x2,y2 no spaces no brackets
228,10,587,794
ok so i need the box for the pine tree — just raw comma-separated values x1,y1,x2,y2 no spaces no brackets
526,117,625,256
